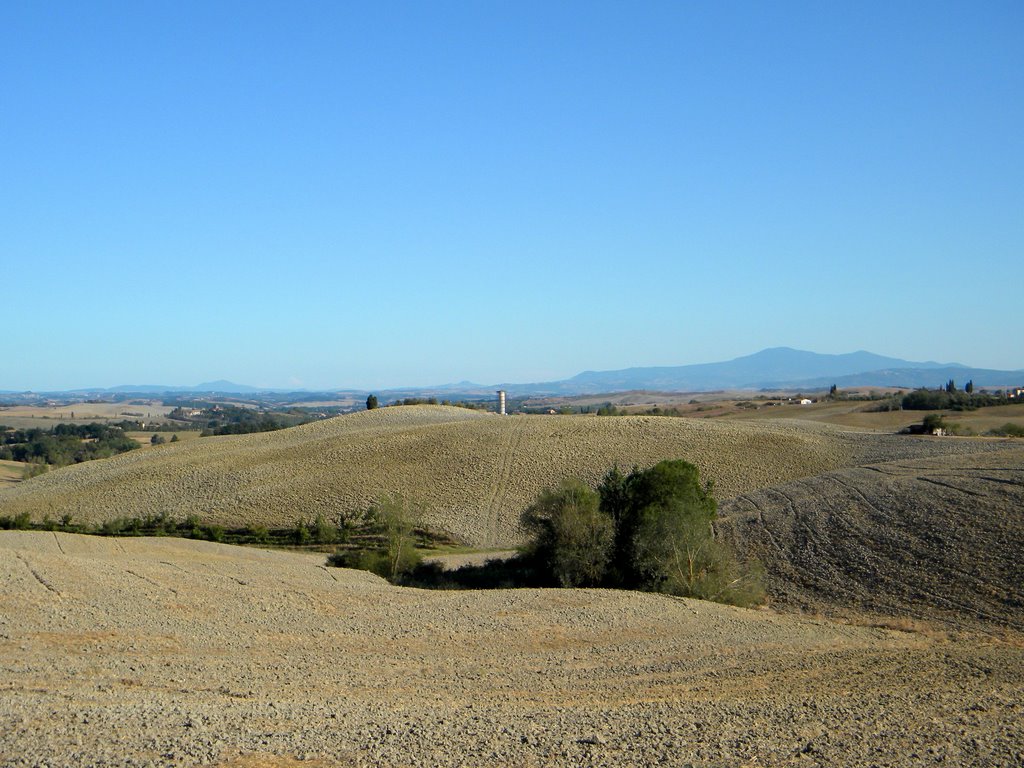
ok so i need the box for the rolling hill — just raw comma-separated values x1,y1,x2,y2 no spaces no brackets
0,406,855,546
2,405,1018,549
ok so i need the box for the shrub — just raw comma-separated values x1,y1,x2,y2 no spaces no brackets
988,423,1024,437
327,548,391,578
100,518,128,536
327,495,425,582
0,512,34,530
369,495,424,581
22,461,49,480
292,519,311,545
311,513,338,544
521,479,613,587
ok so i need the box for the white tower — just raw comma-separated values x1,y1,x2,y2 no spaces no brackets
497,390,506,416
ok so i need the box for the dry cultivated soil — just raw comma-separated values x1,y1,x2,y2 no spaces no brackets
718,449,1024,633
1,405,1018,547
2,533,1022,768
2,406,1023,766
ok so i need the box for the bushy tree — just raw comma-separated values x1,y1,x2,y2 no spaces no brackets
311,513,338,544
366,394,379,410
521,479,613,587
370,494,423,581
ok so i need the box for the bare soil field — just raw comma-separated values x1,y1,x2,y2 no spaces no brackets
1,406,1017,548
726,399,1024,434
717,449,1024,633
2,531,1022,768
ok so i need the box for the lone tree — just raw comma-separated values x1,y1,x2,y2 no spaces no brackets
371,494,423,581
366,394,378,410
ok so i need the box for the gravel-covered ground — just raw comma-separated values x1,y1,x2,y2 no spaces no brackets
2,532,1022,767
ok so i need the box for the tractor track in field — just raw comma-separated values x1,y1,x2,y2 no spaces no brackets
483,418,526,547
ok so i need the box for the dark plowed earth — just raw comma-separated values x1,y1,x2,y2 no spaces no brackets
717,448,1024,632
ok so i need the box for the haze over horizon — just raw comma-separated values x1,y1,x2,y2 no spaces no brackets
5,345,1022,394
4,3,1022,391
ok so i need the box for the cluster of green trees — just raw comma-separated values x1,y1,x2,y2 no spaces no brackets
166,404,314,435
901,381,1017,411
521,461,764,606
322,462,764,607
0,423,139,466
0,509,382,548
326,495,429,580
200,406,309,435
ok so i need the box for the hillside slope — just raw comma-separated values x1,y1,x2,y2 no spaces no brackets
718,448,1024,631
2,531,1022,767
2,405,1019,547
0,406,851,545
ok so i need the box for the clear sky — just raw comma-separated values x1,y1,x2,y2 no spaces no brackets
3,2,1022,391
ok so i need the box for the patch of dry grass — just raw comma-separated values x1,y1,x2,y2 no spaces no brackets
0,459,24,487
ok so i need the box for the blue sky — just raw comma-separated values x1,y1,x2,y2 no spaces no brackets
3,2,1022,390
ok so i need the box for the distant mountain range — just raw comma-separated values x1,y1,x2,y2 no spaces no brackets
4,348,1022,398
502,347,1024,395
97,380,273,394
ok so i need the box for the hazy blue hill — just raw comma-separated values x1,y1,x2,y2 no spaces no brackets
549,348,959,394
190,380,266,393
788,366,1024,390
100,381,277,394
